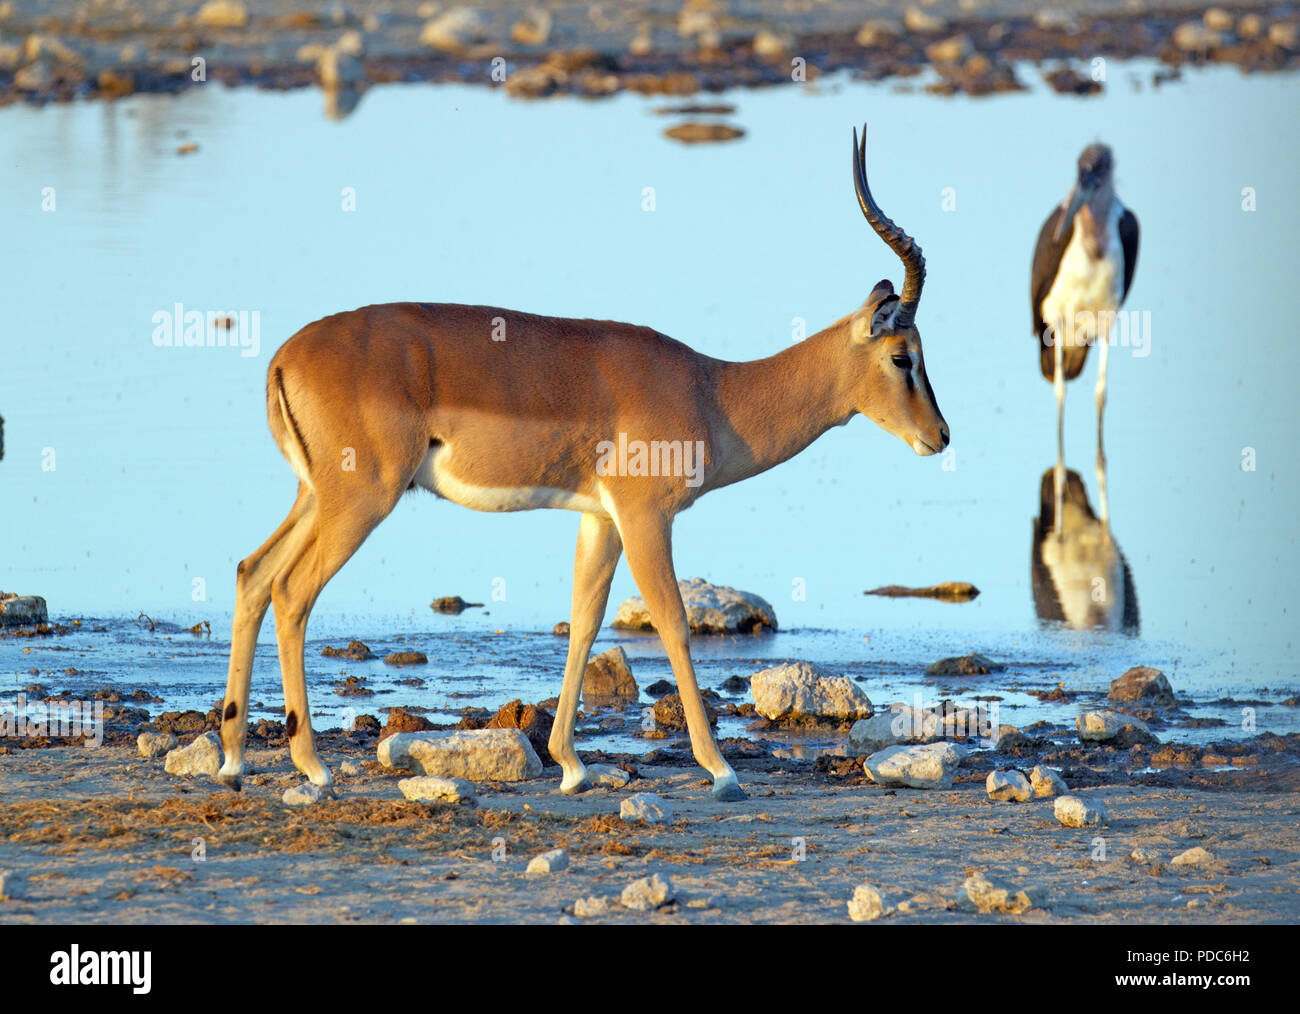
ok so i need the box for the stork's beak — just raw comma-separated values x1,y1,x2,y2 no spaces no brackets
1053,180,1095,242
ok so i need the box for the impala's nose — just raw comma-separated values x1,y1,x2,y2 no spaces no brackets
940,427,950,449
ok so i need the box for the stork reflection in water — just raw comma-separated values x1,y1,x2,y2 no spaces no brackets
1030,464,1138,633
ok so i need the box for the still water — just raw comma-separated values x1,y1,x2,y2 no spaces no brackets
1,63,1297,741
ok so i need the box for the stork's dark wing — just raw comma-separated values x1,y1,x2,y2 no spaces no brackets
1118,208,1139,303
1031,206,1070,338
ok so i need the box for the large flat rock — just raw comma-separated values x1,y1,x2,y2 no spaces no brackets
379,729,542,782
612,578,777,634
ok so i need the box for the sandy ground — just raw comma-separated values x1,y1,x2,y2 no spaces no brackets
2,733,1298,924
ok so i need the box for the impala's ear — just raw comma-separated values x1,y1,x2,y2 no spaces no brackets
851,279,900,343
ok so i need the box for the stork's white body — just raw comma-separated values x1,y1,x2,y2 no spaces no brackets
1040,199,1127,347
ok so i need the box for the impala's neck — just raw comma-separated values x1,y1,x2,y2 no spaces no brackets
708,318,858,489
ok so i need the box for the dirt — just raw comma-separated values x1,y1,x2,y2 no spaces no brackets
1,726,1297,923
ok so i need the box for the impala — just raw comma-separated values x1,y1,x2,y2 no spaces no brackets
218,126,949,802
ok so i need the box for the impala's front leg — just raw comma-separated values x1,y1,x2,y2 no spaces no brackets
549,512,623,793
618,511,745,802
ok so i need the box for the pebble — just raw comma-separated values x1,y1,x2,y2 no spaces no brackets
195,1,249,29
620,792,673,824
986,769,1033,802
526,848,569,875
1054,794,1110,828
0,870,26,901
137,731,178,759
398,775,476,803
573,895,609,918
1131,847,1162,862
958,873,1042,914
620,873,674,911
419,8,487,52
1269,22,1300,51
1171,846,1215,867
1030,764,1068,798
847,884,891,921
282,782,326,806
164,731,222,778
904,7,947,34
340,760,361,775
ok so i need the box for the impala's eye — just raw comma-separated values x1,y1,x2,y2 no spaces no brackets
891,354,911,370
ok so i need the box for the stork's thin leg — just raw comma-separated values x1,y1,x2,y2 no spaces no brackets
1054,333,1066,539
617,509,743,801
548,512,622,794
1095,330,1110,525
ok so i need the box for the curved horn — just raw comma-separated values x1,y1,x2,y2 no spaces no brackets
853,124,925,328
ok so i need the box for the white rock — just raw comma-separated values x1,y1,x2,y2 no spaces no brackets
1268,22,1300,50
1077,710,1153,744
420,7,487,51
863,742,963,789
613,578,777,634
137,731,178,759
164,731,222,778
587,763,631,788
849,702,938,748
986,769,1033,802
1054,795,1110,828
0,870,26,901
957,873,1041,914
340,760,361,775
379,729,542,781
1171,846,1215,867
195,1,249,29
1173,21,1222,52
750,661,873,721
526,848,569,874
847,884,891,922
574,895,609,918
1030,765,1068,798
620,873,674,910
398,775,475,803
282,782,325,806
620,792,673,824
904,7,947,34
752,29,791,57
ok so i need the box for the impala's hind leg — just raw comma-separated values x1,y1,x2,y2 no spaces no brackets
549,512,622,794
270,487,403,789
219,485,316,790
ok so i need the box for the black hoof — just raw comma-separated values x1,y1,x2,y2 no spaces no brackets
217,773,242,792
712,781,747,802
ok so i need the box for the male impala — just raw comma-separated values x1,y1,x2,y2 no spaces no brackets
218,126,949,802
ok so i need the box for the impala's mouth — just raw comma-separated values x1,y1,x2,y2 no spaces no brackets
912,437,940,456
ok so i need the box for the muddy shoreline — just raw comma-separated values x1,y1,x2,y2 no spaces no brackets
2,1,1298,108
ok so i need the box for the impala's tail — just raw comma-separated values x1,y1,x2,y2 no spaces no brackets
269,365,314,487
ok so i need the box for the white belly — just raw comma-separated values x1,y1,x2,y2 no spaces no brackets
1041,205,1125,343
411,443,603,515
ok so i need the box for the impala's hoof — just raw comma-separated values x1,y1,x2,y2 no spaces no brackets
712,778,747,802
217,772,242,792
560,777,593,795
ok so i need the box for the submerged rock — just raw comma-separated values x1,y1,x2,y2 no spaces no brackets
379,729,542,781
652,692,717,730
1077,710,1157,747
584,646,638,703
164,732,221,778
1108,666,1175,706
864,581,979,601
430,595,482,614
925,653,1005,676
750,662,873,722
612,578,777,634
0,593,47,628
321,640,373,660
383,651,429,666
